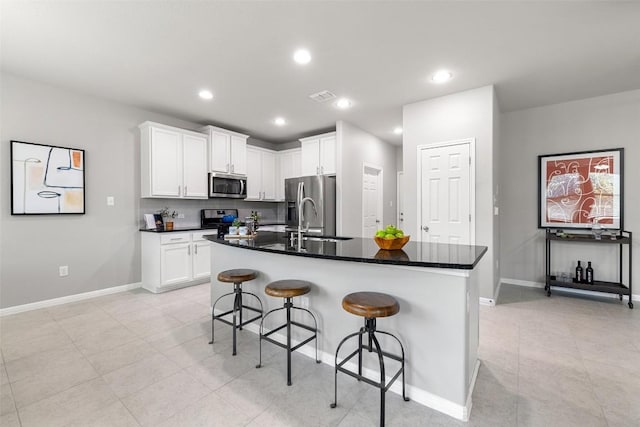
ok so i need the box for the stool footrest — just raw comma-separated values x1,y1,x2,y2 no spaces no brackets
261,332,316,353
214,311,262,329
335,346,404,392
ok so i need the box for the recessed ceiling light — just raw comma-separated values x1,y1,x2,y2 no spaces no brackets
198,90,213,100
335,98,352,109
274,117,286,126
293,49,311,65
393,127,403,135
431,70,453,83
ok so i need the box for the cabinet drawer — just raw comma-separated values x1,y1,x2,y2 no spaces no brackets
192,231,214,241
160,233,191,245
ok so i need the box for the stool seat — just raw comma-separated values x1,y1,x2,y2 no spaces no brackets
342,292,399,318
265,279,312,298
217,268,258,283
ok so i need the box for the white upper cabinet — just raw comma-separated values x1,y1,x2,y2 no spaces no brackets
200,125,248,175
246,146,276,201
276,148,302,201
300,131,336,176
140,121,208,199
181,134,209,198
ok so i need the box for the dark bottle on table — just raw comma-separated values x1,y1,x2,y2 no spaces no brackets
586,261,594,284
575,260,584,283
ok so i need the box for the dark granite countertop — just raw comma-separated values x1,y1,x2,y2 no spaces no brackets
140,226,217,233
140,223,285,233
205,232,487,269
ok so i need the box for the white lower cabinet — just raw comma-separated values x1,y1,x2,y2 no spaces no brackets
142,231,213,293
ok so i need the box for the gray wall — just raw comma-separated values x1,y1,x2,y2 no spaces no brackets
336,120,398,237
402,86,497,300
500,89,640,286
0,73,207,307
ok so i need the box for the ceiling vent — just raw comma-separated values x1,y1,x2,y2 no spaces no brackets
308,90,337,103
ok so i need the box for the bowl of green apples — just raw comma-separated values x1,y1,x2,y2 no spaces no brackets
374,225,410,250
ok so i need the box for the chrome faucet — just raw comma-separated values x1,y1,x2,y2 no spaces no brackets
299,196,317,233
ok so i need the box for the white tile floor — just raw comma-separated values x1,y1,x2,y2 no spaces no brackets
1,283,638,426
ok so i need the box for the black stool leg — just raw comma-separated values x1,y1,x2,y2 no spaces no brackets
237,283,244,331
232,282,242,356
286,298,292,386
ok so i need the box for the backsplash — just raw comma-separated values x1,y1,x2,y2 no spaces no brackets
139,198,284,229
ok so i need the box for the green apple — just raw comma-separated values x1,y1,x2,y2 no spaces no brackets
375,230,386,238
384,233,396,240
395,231,404,238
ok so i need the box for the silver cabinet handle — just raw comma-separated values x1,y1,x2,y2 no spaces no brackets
178,186,181,196
316,166,319,175
376,219,380,223
187,245,191,255
226,163,230,172
422,226,429,232
321,166,324,174
170,237,182,241
194,244,198,255
184,186,187,196
231,164,234,173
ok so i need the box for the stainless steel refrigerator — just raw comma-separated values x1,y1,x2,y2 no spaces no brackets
285,175,336,235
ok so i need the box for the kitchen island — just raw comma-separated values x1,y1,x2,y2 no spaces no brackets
205,232,487,420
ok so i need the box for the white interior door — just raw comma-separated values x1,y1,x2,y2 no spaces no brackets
362,164,382,237
419,140,473,244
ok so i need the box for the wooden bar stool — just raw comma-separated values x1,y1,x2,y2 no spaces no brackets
256,279,320,386
210,268,263,356
330,291,409,426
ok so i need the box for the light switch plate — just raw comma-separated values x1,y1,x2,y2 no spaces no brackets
107,196,115,206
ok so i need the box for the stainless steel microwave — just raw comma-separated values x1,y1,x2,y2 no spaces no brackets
209,173,247,199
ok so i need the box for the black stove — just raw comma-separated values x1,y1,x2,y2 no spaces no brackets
201,209,238,238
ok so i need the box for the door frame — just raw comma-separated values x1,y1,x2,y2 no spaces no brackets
397,171,404,228
416,138,476,244
362,162,383,238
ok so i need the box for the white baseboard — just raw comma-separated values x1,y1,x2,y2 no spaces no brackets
0,282,143,317
500,277,640,302
213,308,473,421
463,360,481,421
479,297,495,306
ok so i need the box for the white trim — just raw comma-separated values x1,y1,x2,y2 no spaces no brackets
480,280,501,306
213,308,474,421
397,170,404,227
463,360,481,421
500,277,640,302
362,162,383,238
479,297,496,306
0,282,142,317
416,138,476,245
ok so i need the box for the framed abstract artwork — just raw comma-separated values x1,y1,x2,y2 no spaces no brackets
538,148,623,230
10,140,86,215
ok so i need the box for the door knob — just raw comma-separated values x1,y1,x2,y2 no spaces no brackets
375,219,380,223
422,226,429,232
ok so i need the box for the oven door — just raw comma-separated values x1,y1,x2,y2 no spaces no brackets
209,173,247,198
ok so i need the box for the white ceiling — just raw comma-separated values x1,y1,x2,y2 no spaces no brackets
2,1,639,145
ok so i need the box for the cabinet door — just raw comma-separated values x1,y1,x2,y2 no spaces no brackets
261,150,276,200
291,149,302,177
182,134,208,199
210,131,230,173
245,147,262,199
319,135,336,175
301,138,320,176
192,241,211,279
276,152,291,201
160,243,191,286
230,135,247,175
150,127,181,197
